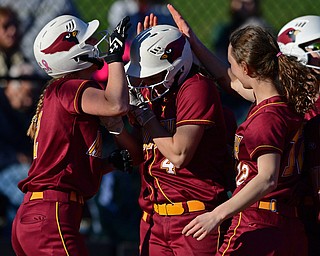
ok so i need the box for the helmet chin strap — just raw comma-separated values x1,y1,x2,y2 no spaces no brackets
79,55,104,70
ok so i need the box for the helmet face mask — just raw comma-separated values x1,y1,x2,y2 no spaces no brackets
125,24,193,101
127,70,170,101
34,15,109,78
91,30,110,58
277,15,320,70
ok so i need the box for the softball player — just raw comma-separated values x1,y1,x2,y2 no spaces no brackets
180,25,318,255
278,15,320,256
103,24,234,255
11,15,131,255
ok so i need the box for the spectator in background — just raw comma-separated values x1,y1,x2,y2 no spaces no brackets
0,62,40,237
108,0,174,42
0,0,79,76
212,0,273,63
0,6,40,237
0,6,25,81
211,0,274,124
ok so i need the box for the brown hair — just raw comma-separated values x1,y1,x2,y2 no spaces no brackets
229,25,319,115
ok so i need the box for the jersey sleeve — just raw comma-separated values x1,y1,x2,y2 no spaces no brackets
246,112,287,159
57,79,99,114
176,75,218,127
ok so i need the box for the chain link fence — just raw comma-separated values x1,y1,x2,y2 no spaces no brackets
1,1,320,255
77,0,320,48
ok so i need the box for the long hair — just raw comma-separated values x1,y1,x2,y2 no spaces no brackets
229,25,319,115
27,79,55,139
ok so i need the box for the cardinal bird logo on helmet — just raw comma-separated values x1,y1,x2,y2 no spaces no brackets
278,28,301,44
160,35,186,64
41,31,79,54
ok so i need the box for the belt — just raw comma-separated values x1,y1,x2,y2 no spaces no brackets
26,190,84,205
154,200,205,216
253,199,298,218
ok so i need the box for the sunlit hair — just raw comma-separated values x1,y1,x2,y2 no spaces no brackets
27,79,56,139
229,25,319,115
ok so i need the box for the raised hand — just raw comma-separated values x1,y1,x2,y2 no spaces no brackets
167,4,193,39
105,16,131,64
137,13,158,35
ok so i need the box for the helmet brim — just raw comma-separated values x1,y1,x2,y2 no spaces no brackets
82,20,100,41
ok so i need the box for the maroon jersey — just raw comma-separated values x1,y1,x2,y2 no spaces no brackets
233,96,304,202
305,97,320,120
19,78,106,199
139,73,231,208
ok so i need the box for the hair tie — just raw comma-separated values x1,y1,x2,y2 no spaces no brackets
276,52,282,57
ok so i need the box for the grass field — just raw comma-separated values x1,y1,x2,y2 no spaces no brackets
76,0,320,48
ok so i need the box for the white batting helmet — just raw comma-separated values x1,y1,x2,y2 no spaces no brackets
125,24,193,101
277,15,320,69
34,15,108,78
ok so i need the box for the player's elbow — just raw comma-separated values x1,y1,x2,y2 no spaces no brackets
263,175,278,193
112,102,129,115
169,154,191,169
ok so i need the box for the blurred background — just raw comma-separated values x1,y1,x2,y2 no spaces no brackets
0,0,319,255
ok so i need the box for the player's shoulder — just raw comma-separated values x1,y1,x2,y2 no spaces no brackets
182,72,216,90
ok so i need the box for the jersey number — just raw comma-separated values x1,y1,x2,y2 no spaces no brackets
161,159,176,175
282,127,304,177
236,162,249,186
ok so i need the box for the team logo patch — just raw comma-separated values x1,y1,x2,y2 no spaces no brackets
41,31,79,54
234,134,243,160
160,35,186,63
277,28,300,44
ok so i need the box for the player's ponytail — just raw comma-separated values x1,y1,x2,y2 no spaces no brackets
27,79,54,139
230,25,319,115
278,54,318,115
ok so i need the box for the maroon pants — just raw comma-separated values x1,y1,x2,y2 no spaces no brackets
139,213,153,256
218,208,308,256
11,191,87,256
148,211,219,256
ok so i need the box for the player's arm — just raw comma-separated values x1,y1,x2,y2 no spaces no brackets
82,16,131,116
81,63,129,117
145,119,204,168
113,127,144,166
182,153,280,240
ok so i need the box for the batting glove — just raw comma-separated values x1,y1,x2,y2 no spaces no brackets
100,116,124,135
108,149,133,173
105,16,131,64
129,88,156,126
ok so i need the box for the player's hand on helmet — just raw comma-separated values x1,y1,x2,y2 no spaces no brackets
105,16,131,64
129,88,155,126
137,13,158,35
100,116,124,135
108,149,133,173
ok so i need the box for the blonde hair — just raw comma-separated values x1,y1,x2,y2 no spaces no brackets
27,79,55,139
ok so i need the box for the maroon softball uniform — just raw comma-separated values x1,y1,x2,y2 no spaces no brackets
219,96,308,256
139,72,232,255
12,78,107,256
